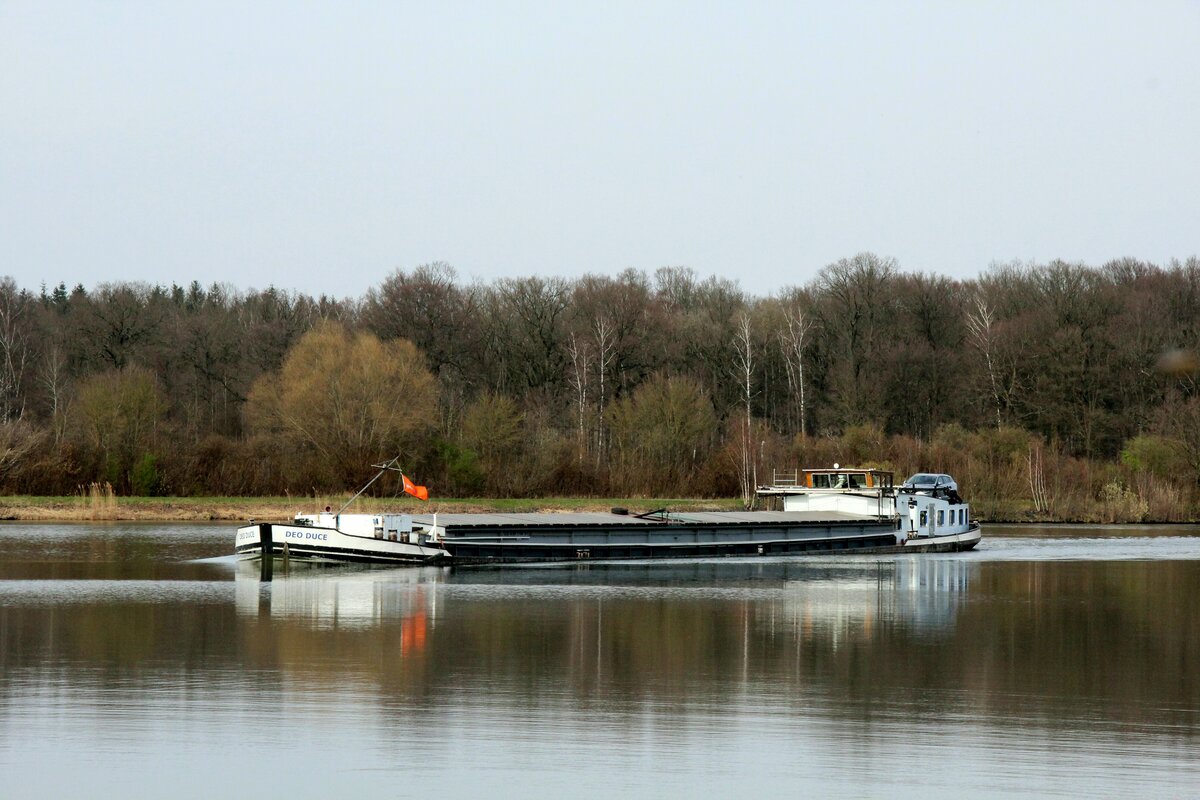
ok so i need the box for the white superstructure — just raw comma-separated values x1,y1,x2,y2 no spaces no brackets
235,511,447,564
756,467,980,547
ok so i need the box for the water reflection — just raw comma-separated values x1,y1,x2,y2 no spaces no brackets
236,558,972,633
217,553,1200,733
3,525,1200,798
235,562,447,630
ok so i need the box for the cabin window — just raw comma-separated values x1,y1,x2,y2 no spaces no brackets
919,510,928,526
937,510,944,526
959,509,965,525
821,473,851,488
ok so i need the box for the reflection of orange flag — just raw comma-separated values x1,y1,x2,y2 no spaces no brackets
400,613,428,655
402,473,430,501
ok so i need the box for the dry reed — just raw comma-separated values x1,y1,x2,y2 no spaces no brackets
78,482,118,520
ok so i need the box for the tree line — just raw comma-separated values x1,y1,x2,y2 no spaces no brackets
1,254,1198,519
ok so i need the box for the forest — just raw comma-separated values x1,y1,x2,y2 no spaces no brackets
1,253,1198,521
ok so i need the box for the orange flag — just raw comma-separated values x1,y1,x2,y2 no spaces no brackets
402,473,430,501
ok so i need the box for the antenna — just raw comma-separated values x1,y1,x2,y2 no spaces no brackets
336,456,406,516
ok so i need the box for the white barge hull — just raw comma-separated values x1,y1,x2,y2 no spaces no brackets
892,525,981,553
235,521,448,565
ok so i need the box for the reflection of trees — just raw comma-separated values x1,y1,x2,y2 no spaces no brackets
3,561,1199,735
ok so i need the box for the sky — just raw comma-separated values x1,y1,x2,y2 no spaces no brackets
2,1,1198,298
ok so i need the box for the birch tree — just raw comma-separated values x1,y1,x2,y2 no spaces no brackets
732,312,755,507
565,332,590,463
965,292,1003,429
39,344,69,445
592,315,615,464
779,302,813,437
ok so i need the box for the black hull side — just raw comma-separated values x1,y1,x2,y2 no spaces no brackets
444,533,901,564
443,523,982,565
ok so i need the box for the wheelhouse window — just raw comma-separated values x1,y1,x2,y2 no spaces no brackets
812,472,864,489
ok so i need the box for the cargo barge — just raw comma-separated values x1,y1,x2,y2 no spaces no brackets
234,466,981,565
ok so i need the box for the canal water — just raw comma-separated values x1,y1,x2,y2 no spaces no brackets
2,522,1199,798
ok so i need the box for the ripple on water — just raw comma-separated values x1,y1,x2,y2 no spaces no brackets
0,579,235,605
962,535,1200,561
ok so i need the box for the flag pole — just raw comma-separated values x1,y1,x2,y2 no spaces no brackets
336,456,404,516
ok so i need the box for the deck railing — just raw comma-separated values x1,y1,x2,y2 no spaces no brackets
771,468,799,486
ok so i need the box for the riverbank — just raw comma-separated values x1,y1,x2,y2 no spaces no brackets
0,495,745,522
1,494,1195,523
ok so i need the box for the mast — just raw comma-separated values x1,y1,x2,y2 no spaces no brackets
335,456,406,516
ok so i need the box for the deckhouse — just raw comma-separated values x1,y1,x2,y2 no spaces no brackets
756,466,975,540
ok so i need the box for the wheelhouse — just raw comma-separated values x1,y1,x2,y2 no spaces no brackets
804,468,894,490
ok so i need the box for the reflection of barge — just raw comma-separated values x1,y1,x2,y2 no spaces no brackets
234,562,444,628
233,558,974,633
234,467,980,565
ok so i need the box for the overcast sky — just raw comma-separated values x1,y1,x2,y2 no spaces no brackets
2,1,1198,298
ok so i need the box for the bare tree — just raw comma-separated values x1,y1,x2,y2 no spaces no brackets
565,332,590,464
593,315,616,464
1027,442,1052,515
488,277,570,393
361,262,482,384
80,283,165,370
965,292,1003,429
778,302,813,437
175,299,246,440
654,266,699,312
0,419,42,487
245,322,438,486
462,392,525,494
72,366,167,492
39,344,69,444
608,375,714,493
812,253,897,427
0,277,32,421
732,312,755,507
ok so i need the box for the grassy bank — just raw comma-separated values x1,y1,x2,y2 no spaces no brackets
1,493,1196,523
0,494,746,522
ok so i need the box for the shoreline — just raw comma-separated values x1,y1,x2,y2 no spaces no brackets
0,495,1196,524
0,495,743,523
